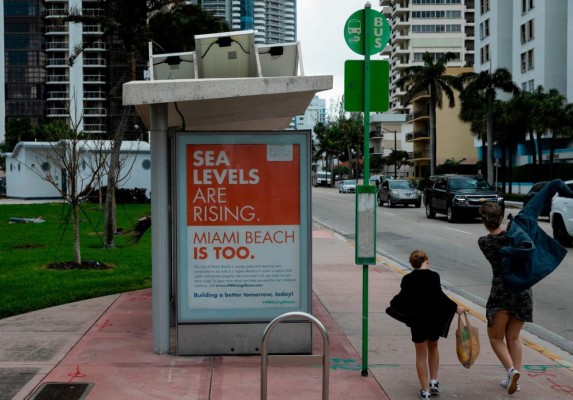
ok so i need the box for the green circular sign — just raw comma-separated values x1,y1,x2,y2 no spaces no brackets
344,8,391,56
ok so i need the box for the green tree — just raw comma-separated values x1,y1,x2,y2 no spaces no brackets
457,90,487,167
455,68,519,185
148,3,229,53
395,52,458,176
3,117,36,151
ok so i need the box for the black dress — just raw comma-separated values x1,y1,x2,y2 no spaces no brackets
478,232,533,327
388,269,457,342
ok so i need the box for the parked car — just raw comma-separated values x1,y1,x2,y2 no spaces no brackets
377,179,421,207
424,174,504,222
339,179,357,194
523,181,549,216
369,174,393,186
550,179,573,247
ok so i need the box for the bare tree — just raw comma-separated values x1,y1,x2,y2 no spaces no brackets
15,115,108,265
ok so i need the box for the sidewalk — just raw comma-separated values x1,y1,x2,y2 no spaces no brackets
1,224,572,399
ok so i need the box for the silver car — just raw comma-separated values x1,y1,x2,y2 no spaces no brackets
377,179,421,207
339,179,357,194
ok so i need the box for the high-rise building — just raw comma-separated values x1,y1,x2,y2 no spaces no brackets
191,0,296,44
1,0,151,144
475,0,573,165
380,0,475,113
476,0,571,100
2,0,47,141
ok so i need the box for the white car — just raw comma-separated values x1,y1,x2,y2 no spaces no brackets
338,180,357,194
550,179,573,247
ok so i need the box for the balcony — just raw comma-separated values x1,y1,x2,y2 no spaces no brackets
83,124,107,133
412,90,430,101
46,25,68,34
412,150,431,160
411,109,430,120
406,130,430,141
46,91,69,101
47,74,69,84
47,107,69,117
46,57,67,68
83,24,103,34
46,42,69,51
83,74,106,84
82,8,105,18
84,91,106,100
83,58,106,67
84,41,106,51
84,108,106,117
43,9,68,18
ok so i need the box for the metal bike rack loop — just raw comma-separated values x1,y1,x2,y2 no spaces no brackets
261,311,330,400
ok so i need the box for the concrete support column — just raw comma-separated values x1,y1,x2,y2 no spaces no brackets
150,103,170,354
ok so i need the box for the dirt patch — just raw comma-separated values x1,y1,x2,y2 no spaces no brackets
46,260,113,270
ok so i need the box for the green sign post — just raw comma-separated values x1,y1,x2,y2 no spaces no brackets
343,3,390,377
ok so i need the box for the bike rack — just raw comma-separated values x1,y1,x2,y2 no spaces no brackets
260,311,330,400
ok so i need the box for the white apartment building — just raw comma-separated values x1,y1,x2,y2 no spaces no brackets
476,0,571,100
380,0,475,113
475,0,573,164
191,0,296,44
44,0,108,135
292,96,326,131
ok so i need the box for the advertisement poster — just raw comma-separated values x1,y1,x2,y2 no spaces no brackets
176,132,311,323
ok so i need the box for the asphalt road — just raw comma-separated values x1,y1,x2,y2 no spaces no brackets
312,186,573,356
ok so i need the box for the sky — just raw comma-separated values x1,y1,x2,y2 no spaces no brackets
297,0,385,109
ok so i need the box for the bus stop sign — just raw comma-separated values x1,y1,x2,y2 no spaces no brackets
344,8,390,56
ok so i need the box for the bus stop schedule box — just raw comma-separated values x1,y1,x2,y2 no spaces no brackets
175,131,312,355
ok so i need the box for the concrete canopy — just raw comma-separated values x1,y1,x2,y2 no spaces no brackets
122,76,333,130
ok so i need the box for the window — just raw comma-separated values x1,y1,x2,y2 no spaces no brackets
528,79,535,91
480,44,490,64
522,82,527,91
527,49,534,70
521,53,527,72
522,0,534,13
521,19,534,43
480,19,490,39
481,0,490,14
412,24,461,33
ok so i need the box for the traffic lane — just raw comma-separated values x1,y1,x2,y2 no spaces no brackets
311,188,573,349
374,203,572,346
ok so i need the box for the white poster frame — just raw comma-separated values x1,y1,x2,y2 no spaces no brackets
175,131,312,324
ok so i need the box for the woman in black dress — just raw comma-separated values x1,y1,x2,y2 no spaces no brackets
478,202,532,395
389,250,464,399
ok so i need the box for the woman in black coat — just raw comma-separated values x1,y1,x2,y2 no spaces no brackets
388,250,464,400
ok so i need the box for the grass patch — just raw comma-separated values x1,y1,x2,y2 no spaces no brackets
0,202,151,319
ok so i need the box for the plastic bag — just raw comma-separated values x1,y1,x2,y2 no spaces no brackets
456,311,480,369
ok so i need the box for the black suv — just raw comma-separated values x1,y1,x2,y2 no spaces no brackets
424,174,504,222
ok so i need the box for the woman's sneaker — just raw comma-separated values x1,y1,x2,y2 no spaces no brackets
501,377,520,392
505,368,521,395
429,381,440,394
420,390,431,399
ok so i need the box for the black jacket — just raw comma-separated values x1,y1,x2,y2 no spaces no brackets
386,269,457,338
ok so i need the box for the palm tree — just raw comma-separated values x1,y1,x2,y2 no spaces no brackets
533,87,569,170
457,90,487,169
455,68,519,185
395,52,458,176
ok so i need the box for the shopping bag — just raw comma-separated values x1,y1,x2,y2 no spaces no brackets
455,311,480,369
